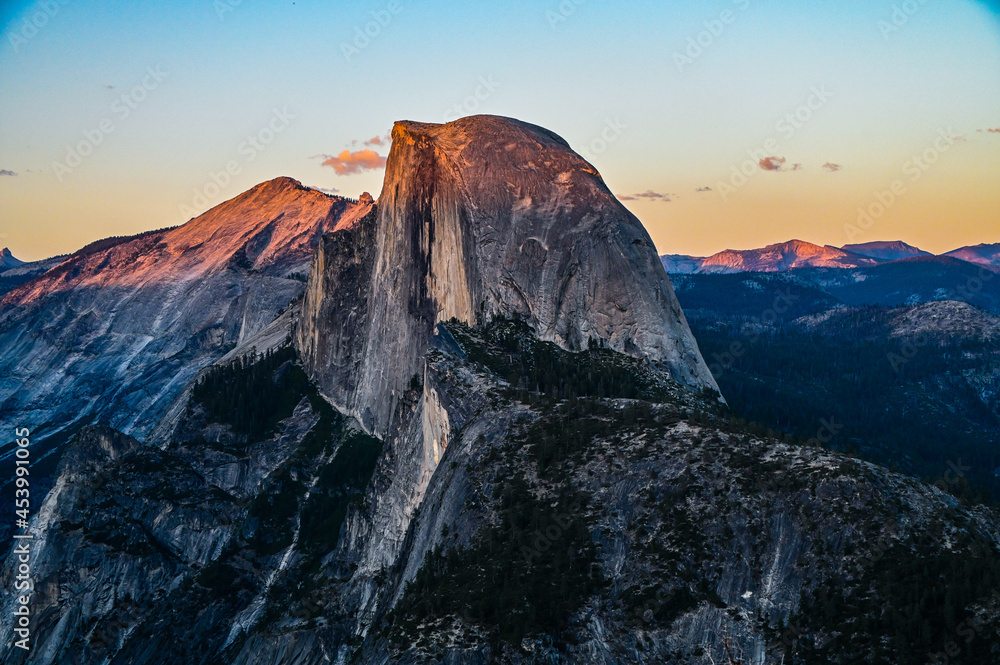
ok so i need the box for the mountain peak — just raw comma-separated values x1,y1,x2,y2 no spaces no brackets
255,175,306,192
380,114,707,370
945,243,1000,271
392,115,574,152
3,177,367,308
782,238,820,248
842,240,929,261
0,247,24,270
299,114,719,435
387,116,596,187
697,239,876,274
0,176,371,443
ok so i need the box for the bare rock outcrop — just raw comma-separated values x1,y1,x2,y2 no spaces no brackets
298,115,718,437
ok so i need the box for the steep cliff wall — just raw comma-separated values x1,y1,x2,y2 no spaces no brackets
293,118,723,642
297,115,718,438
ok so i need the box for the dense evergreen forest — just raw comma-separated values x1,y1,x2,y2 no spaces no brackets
688,313,1000,502
190,344,311,442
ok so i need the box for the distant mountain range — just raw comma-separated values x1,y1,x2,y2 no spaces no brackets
0,248,68,298
841,240,931,261
662,239,1000,274
947,243,1000,271
670,255,1000,317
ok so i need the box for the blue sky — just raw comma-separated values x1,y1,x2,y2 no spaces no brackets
1,0,998,260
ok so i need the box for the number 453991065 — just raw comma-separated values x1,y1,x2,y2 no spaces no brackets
14,427,30,524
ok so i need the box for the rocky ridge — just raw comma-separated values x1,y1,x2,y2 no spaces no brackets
0,177,370,444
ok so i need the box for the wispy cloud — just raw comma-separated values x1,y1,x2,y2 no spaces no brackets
620,189,673,202
364,133,391,147
310,185,340,194
822,162,842,172
636,190,673,201
759,156,787,171
320,149,387,175
696,186,712,192
757,156,804,172
0,169,17,177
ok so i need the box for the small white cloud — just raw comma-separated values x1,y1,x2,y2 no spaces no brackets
319,149,387,175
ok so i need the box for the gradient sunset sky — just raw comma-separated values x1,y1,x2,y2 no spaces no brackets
1,0,998,262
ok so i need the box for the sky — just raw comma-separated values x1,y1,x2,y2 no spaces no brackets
0,0,998,262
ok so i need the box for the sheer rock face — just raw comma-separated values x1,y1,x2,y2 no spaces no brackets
296,208,378,423
298,115,718,437
293,117,721,651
